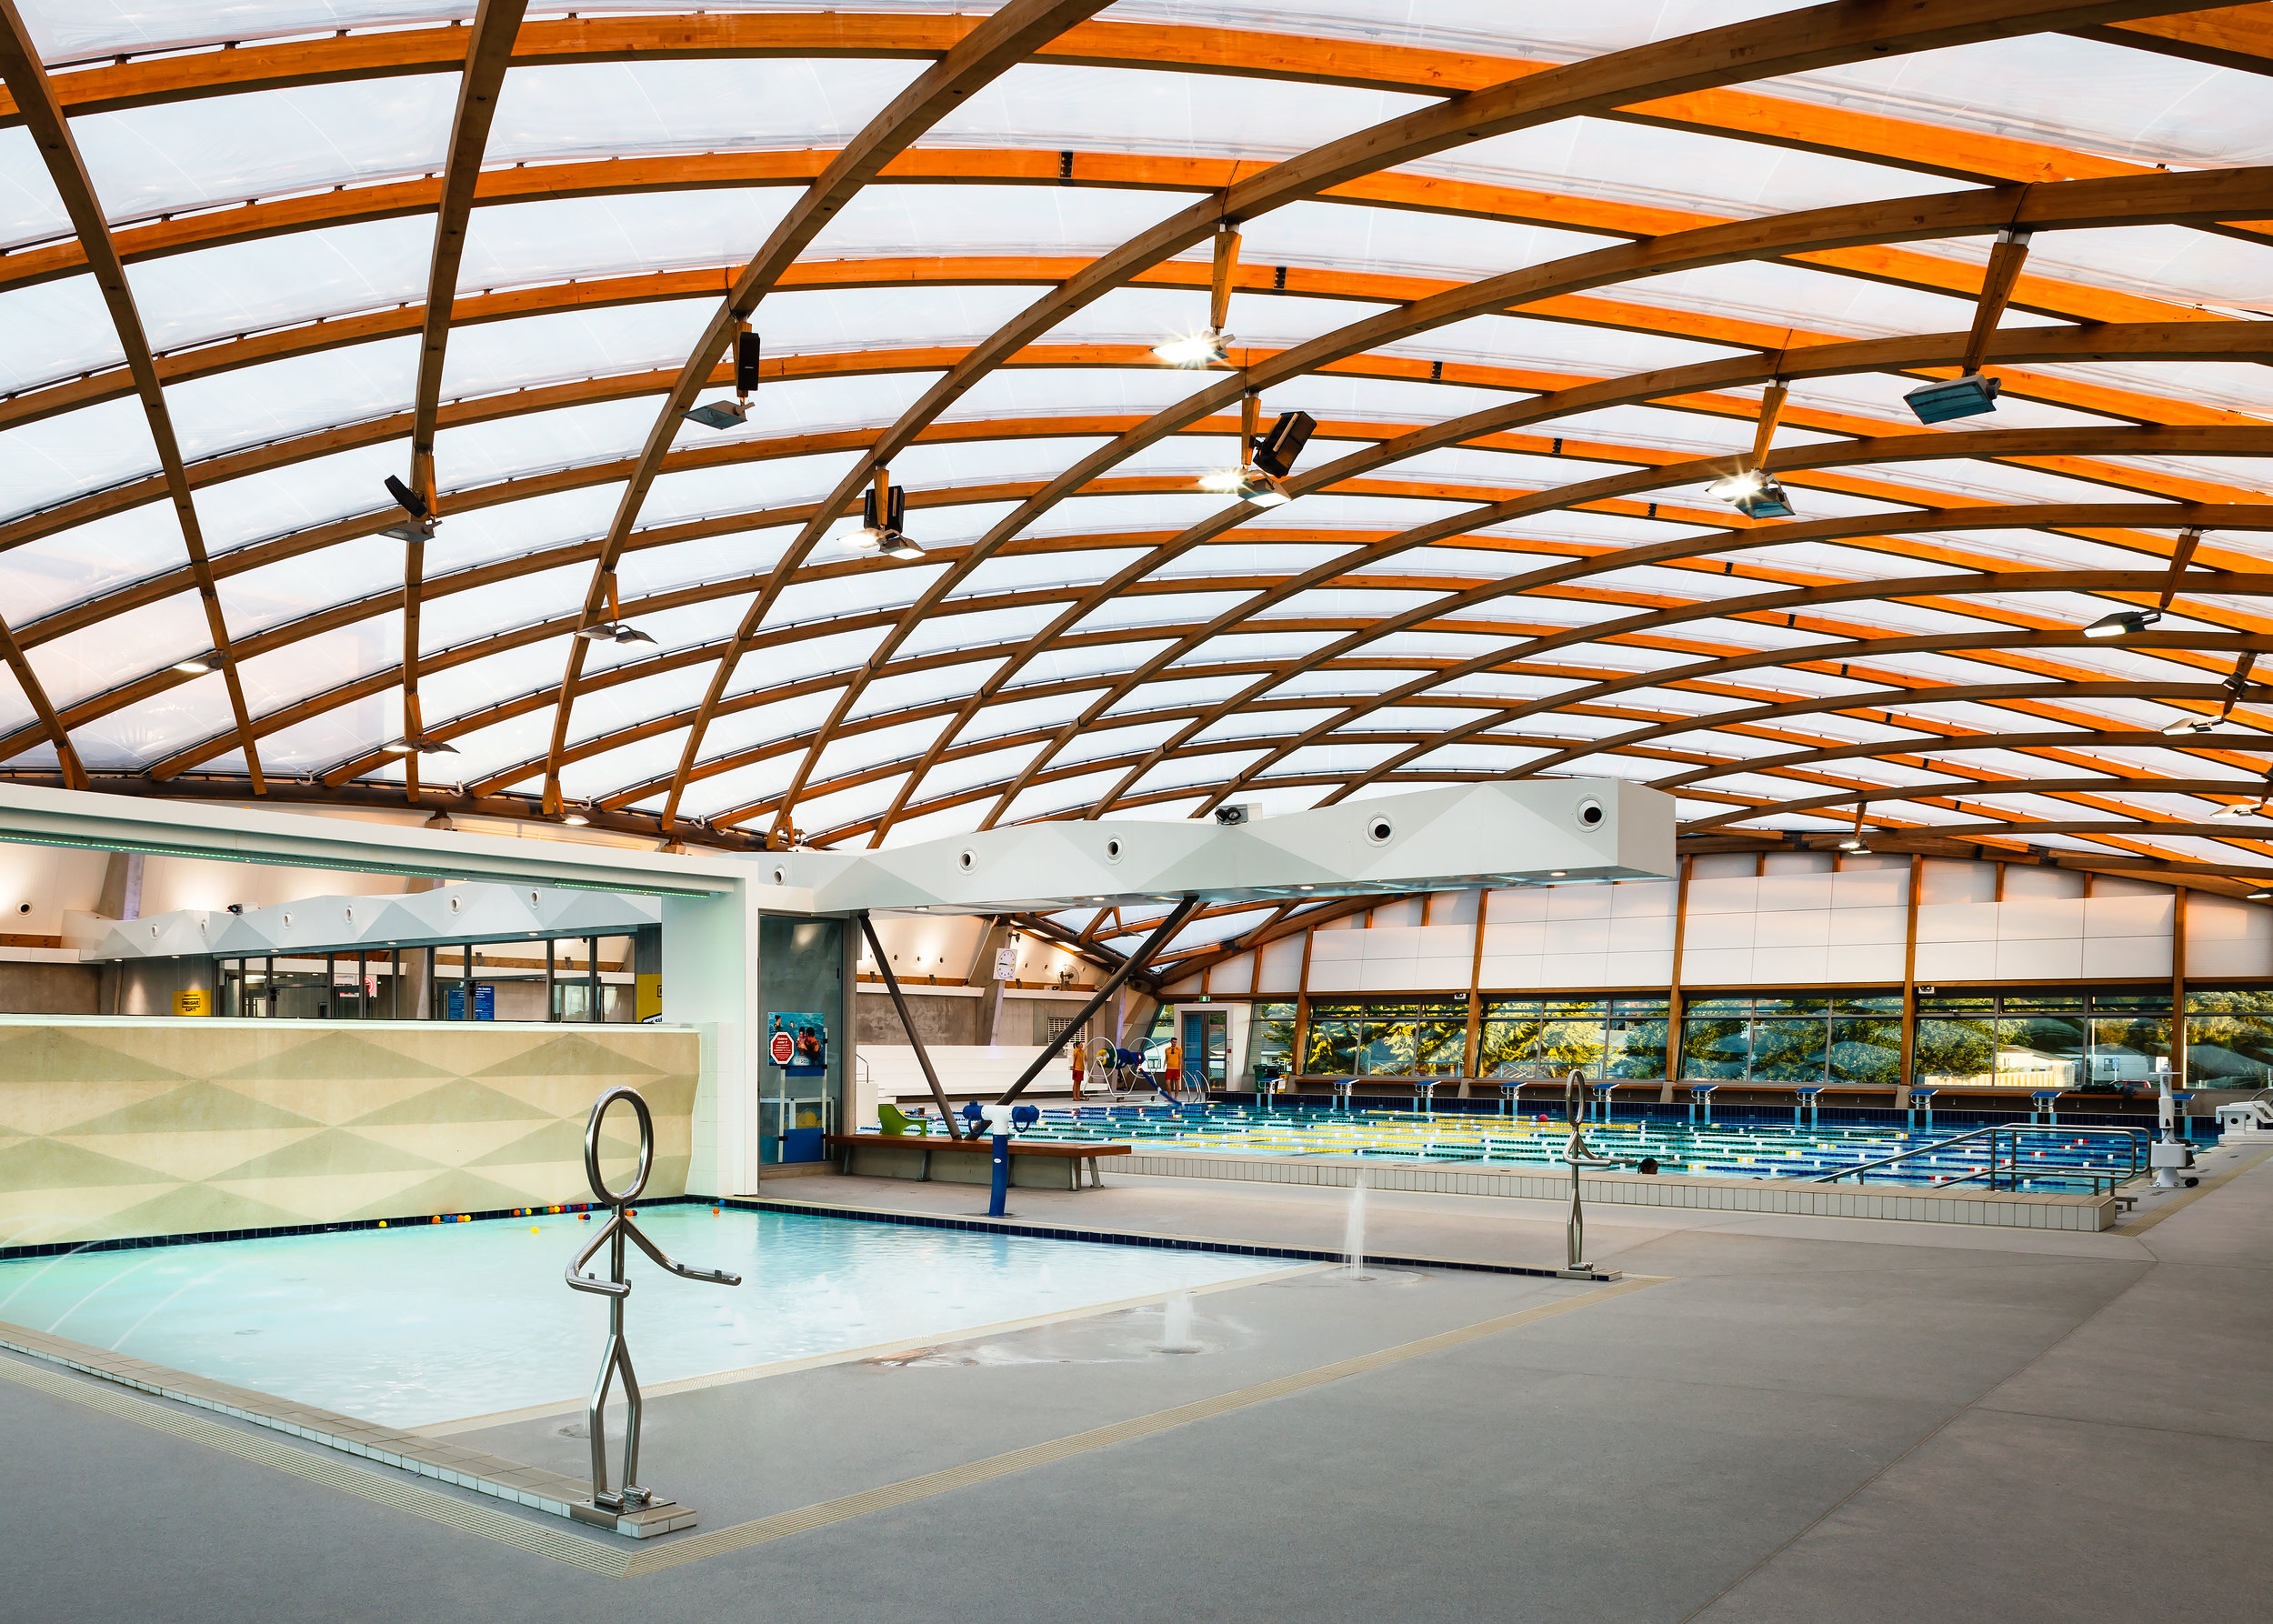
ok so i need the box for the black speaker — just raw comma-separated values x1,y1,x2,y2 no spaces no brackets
1250,410,1315,477
734,330,763,396
863,485,907,536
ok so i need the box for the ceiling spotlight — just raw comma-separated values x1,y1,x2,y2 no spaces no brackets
563,811,591,827
683,326,762,429
1197,399,1311,506
1706,467,1796,519
171,653,222,675
1903,373,2001,425
2250,889,2273,900
1837,837,1869,851
576,568,656,645
1151,330,1232,368
382,737,457,756
682,397,747,430
2083,608,2160,639
2163,715,2218,735
848,470,922,557
576,621,658,645
382,475,437,541
2207,800,2266,820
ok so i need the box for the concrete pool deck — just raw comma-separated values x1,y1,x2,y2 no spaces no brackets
5,1145,2270,1621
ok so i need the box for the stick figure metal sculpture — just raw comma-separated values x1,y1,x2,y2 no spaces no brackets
566,1087,741,1525
1555,1069,1627,1281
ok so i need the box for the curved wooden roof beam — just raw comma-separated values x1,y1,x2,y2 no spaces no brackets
1687,776,2273,832
5,10,2224,195
760,623,2273,843
0,0,264,793
1007,491,2273,828
1657,729,2273,796
897,397,2273,837
399,0,527,806
649,0,2171,839
775,165,2273,841
540,0,1118,818
1225,610,2273,819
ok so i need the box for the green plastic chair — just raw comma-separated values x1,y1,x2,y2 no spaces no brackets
877,1102,929,1137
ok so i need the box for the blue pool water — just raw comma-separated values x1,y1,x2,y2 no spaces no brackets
0,1208,1298,1427
1003,1105,2147,1192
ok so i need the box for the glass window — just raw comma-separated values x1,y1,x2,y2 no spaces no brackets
1607,998,1668,1078
1680,1013,1751,1081
1996,1012,2087,1090
2183,989,2273,1089
1248,1002,1297,1079
1749,1016,1827,1083
1478,997,1543,1076
1537,999,1608,1078
1829,1010,1903,1085
1915,1014,1996,1088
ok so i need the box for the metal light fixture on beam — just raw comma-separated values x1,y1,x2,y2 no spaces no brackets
2082,607,2160,639
1905,227,2032,424
574,568,658,645
2165,641,2252,736
381,474,437,541
1197,389,1313,507
683,321,761,430
380,736,458,756
1152,221,1240,367
1705,380,1795,519
846,467,925,559
171,653,223,675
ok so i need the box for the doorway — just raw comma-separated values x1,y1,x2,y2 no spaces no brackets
1181,1007,1228,1092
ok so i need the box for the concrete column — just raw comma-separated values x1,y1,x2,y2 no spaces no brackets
970,917,1015,1044
665,885,761,1198
96,850,144,920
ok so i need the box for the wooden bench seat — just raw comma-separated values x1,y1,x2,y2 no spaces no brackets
823,1133,1131,1190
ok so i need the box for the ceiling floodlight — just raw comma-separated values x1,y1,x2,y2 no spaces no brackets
2250,889,2273,900
1904,372,2002,424
382,736,457,756
382,474,438,540
563,811,592,827
685,325,760,428
2163,715,2218,735
1198,394,1306,506
682,397,748,430
1906,229,2032,426
1155,221,1243,368
848,470,922,557
1705,467,1796,519
1152,331,1233,368
171,653,222,675
2207,800,2266,820
2083,608,2160,639
576,569,656,645
1707,382,1798,518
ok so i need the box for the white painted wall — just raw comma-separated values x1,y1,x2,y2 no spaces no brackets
1164,858,2258,997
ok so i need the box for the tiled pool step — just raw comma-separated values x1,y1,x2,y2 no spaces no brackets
0,1319,686,1539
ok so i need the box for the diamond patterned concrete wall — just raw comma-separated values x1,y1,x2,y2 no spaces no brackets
0,1021,698,1248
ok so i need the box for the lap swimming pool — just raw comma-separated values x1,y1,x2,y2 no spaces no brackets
0,1207,1300,1429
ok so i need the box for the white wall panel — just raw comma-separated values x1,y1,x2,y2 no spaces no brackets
1258,935,1305,989
1827,943,1907,982
1994,937,2084,980
1915,939,1998,981
2080,935,2173,979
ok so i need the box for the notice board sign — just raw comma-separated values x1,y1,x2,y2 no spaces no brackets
767,1011,827,1077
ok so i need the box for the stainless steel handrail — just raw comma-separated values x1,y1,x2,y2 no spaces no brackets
1815,1122,2147,1193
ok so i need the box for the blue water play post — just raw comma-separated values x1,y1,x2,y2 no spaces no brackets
979,1102,1017,1216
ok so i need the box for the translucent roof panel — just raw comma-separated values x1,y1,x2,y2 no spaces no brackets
2,0,2266,901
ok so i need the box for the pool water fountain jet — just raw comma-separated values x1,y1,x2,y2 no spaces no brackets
1342,1174,1370,1280
1160,1289,1200,1353
565,1086,742,1534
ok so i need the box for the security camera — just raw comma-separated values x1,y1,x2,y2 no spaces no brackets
1213,803,1257,826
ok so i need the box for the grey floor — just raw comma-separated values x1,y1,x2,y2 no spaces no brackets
5,1148,2268,1624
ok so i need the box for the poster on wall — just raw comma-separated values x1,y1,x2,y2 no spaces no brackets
767,1012,828,1077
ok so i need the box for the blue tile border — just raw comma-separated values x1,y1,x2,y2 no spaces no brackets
0,1195,711,1263
718,1196,1601,1280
